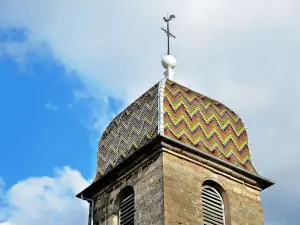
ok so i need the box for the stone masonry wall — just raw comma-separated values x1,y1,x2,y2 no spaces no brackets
163,151,264,225
92,152,164,225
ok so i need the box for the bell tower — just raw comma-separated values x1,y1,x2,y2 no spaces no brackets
76,15,274,225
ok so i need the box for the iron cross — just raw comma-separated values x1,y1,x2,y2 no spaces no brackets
161,14,176,55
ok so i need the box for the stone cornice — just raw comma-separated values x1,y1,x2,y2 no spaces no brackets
160,134,275,190
76,134,274,199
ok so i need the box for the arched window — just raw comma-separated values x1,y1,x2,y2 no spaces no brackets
118,186,135,225
202,185,225,225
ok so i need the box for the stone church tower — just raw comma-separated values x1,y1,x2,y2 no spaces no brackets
76,29,274,225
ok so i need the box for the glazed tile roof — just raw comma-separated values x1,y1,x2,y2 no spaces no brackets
96,83,159,179
94,79,257,180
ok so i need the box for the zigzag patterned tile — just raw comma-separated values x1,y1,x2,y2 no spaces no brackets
94,79,258,181
95,83,159,180
164,80,257,174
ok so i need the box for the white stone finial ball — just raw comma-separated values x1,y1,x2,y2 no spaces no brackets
162,55,177,69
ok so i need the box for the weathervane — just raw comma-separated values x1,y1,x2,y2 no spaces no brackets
161,14,176,55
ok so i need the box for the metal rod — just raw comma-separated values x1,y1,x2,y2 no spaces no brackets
167,21,170,55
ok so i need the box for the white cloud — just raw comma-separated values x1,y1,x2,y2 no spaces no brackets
0,223,11,225
0,0,300,223
0,167,89,225
45,102,58,111
0,0,297,101
1,0,297,131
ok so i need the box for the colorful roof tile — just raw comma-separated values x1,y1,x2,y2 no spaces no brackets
95,79,257,180
96,83,159,179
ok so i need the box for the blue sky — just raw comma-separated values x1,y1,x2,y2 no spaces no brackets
0,27,126,191
0,34,111,224
0,1,300,225
0,26,128,225
0,53,91,187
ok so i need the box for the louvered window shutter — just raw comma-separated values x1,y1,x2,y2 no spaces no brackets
119,192,135,225
202,186,225,225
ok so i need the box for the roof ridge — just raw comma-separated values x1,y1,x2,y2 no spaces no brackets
158,78,167,135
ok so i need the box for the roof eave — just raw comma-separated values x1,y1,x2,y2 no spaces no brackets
160,134,275,190
76,134,163,199
76,134,275,199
